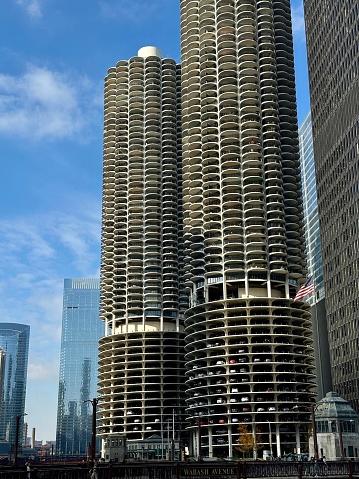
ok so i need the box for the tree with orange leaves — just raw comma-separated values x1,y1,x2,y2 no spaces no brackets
236,423,263,459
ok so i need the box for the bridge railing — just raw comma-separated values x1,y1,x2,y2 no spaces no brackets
0,460,358,479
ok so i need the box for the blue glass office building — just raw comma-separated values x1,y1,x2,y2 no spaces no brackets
0,323,30,450
299,113,324,305
299,113,332,398
56,279,103,456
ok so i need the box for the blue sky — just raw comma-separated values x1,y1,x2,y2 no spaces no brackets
0,0,309,442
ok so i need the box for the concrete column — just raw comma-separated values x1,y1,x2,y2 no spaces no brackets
276,425,281,458
228,431,233,459
296,424,301,453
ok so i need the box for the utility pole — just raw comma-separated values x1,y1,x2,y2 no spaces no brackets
84,398,99,462
14,413,27,466
197,416,202,462
311,404,319,462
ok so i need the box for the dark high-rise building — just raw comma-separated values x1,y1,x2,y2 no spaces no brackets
303,0,359,408
56,278,103,457
180,0,316,459
0,323,30,451
98,47,186,454
299,112,332,399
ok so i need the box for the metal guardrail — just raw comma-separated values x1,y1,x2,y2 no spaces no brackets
0,461,358,479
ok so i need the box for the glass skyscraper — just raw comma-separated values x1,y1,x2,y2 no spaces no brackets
0,323,30,451
56,278,103,457
299,113,324,305
299,112,332,399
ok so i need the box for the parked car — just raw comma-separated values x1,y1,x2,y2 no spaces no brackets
216,438,226,444
283,453,309,462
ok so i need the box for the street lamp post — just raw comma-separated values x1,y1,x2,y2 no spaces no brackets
197,416,202,462
161,411,164,459
171,409,176,461
14,413,27,466
166,419,171,460
311,404,319,462
267,420,273,458
338,421,344,460
293,404,319,461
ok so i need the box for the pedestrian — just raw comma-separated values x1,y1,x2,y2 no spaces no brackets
323,456,328,470
90,460,98,479
25,461,31,479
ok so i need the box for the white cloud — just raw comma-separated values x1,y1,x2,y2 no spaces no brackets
0,219,55,263
0,210,100,282
291,0,306,40
0,65,102,141
28,359,59,380
99,0,166,21
16,0,43,18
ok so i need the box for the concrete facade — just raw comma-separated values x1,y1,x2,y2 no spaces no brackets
309,392,359,460
99,47,187,448
180,0,316,459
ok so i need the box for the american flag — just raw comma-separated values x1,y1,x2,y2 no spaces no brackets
294,276,315,302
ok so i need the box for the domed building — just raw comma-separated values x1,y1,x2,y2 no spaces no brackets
310,392,359,460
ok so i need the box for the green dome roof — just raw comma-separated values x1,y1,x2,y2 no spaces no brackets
315,392,358,420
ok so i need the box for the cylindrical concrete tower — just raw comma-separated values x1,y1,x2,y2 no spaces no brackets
180,0,316,458
99,47,187,450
